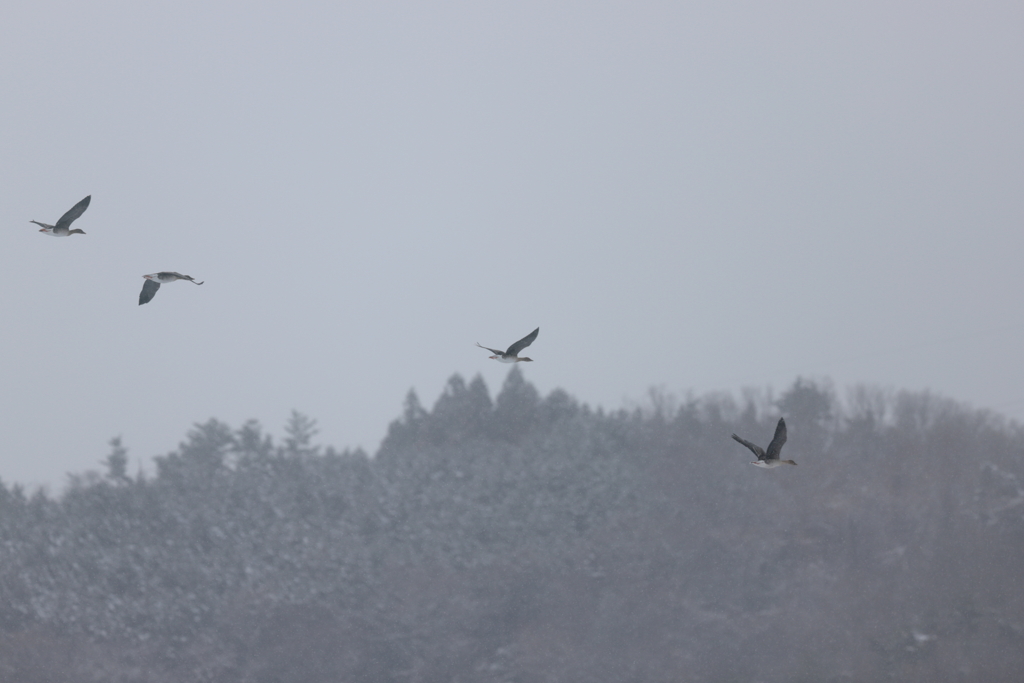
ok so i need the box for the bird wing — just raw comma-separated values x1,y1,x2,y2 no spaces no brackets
55,196,91,231
764,418,788,460
139,279,161,305
476,342,505,356
505,327,539,356
731,434,765,459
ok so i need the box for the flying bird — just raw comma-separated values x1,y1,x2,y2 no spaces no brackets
731,418,796,468
139,272,204,305
477,327,539,363
31,195,91,236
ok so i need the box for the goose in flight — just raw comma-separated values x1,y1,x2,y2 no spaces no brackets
31,195,91,236
731,418,796,467
477,327,539,363
139,272,204,305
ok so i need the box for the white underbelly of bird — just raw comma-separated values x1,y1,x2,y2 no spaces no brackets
751,460,795,468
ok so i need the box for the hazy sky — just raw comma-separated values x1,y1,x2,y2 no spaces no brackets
2,1,1022,489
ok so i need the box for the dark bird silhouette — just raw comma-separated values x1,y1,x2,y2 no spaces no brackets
139,272,204,305
31,195,91,236
731,417,796,468
476,327,539,363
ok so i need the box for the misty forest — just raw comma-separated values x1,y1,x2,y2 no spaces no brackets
1,369,1023,682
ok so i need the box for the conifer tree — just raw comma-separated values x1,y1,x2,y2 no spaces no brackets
103,436,130,484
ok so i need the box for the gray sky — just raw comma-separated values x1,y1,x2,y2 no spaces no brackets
2,1,1023,489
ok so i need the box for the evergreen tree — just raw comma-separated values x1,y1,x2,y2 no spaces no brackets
2,375,1023,681
428,373,492,443
155,418,234,482
102,436,130,484
236,419,275,461
492,366,539,442
282,410,320,457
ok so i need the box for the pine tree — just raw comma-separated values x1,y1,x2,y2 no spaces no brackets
283,410,320,457
103,436,131,484
492,366,539,442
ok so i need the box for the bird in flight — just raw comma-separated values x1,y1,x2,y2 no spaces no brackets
731,418,796,467
31,195,91,236
139,272,204,305
477,327,539,363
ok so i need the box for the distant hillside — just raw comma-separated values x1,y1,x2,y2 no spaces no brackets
1,369,1022,682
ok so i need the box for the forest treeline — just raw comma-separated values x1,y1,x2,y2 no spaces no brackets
1,369,1023,682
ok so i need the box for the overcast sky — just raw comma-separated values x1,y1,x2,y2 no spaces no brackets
2,1,1022,490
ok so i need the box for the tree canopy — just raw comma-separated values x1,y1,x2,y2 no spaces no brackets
1,370,1022,681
